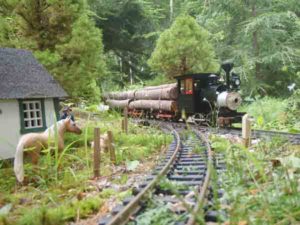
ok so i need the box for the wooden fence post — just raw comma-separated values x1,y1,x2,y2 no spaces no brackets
242,114,251,147
107,130,116,164
93,127,101,178
121,119,125,132
123,107,128,134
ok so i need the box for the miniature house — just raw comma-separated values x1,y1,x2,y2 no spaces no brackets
0,48,67,159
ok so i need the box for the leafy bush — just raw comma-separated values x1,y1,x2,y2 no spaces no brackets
212,136,300,224
241,94,300,132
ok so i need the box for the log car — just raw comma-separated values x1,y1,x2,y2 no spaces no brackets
104,63,245,126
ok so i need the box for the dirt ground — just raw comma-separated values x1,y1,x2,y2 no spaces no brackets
70,148,165,225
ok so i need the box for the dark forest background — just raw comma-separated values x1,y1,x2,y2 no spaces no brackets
1,0,299,102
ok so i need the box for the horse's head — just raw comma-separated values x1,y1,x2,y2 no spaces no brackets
64,117,82,135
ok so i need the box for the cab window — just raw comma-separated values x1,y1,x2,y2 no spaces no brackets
180,80,185,94
185,78,193,94
180,78,193,95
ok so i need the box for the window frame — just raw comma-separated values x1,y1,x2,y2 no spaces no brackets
18,99,46,134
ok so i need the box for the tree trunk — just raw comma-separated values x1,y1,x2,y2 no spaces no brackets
129,60,133,85
170,0,174,21
180,57,188,75
252,3,260,79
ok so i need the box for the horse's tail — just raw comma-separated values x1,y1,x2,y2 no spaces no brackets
14,139,25,183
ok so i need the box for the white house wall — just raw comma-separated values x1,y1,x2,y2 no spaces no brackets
0,99,21,159
44,98,57,126
0,98,57,160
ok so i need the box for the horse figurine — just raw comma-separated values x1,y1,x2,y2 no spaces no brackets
14,117,82,183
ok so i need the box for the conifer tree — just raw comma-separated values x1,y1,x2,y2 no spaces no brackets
0,0,106,103
148,15,219,78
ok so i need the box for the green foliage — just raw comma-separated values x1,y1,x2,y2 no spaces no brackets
0,0,106,103
241,94,300,132
148,15,219,77
214,136,300,224
128,199,186,225
15,196,102,225
286,89,300,129
0,111,171,224
144,73,173,86
53,14,106,102
198,0,300,96
89,0,161,87
242,97,288,130
2,0,299,97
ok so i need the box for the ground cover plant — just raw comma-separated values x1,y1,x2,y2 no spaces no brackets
0,109,171,225
239,90,300,132
211,135,300,224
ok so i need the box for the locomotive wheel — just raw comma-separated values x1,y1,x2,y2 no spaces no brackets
192,113,206,125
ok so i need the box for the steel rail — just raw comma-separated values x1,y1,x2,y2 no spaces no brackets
217,126,300,136
133,118,300,141
186,129,213,225
105,128,181,225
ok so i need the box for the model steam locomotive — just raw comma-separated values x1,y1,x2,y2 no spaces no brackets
103,63,244,126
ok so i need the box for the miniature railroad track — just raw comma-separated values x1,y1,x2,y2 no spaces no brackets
99,126,224,225
134,119,300,145
214,127,300,145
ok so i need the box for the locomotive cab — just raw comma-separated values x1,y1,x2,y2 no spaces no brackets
177,71,243,125
177,73,221,115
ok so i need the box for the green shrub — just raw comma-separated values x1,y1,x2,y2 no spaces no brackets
241,96,300,132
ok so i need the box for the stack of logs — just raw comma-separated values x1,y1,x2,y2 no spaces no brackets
103,83,178,112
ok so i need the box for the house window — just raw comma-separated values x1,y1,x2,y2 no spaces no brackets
23,101,43,128
18,99,46,134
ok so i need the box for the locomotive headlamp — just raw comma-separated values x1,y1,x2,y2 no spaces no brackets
231,72,240,89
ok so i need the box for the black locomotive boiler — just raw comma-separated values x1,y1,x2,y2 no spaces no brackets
103,63,244,126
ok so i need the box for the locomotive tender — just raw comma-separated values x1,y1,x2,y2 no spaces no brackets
104,63,244,126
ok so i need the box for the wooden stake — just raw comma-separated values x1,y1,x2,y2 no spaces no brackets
107,130,116,164
121,119,125,132
124,107,128,134
93,127,101,178
242,114,251,147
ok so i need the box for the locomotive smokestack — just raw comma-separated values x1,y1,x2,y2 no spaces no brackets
221,62,234,89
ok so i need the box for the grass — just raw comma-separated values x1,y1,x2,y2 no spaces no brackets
240,92,300,132
211,134,300,224
0,109,171,225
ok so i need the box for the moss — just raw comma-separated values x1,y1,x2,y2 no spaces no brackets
14,197,103,225
99,188,117,198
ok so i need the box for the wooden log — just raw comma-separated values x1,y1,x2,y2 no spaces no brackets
107,90,135,100
129,100,177,112
103,83,178,101
93,128,101,178
134,85,178,100
106,99,131,109
142,83,177,90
